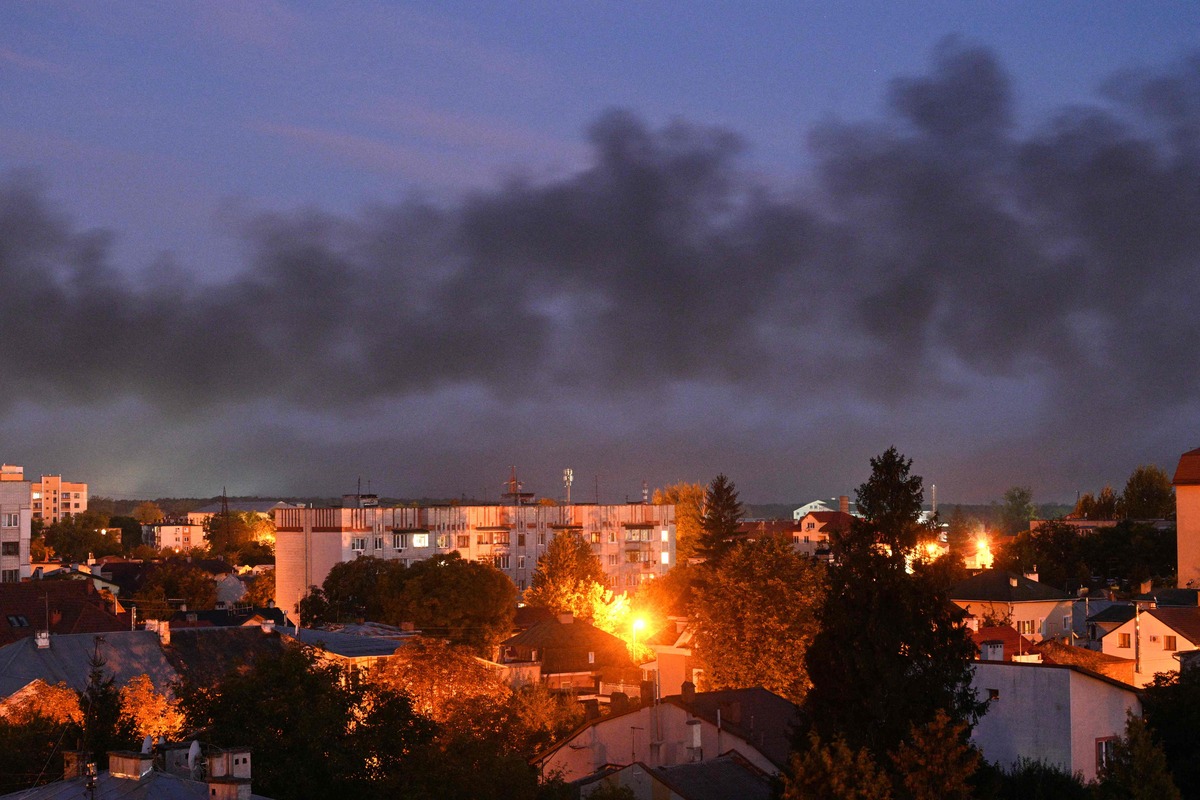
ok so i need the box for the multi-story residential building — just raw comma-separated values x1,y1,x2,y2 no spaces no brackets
29,474,88,524
274,501,677,617
0,471,32,583
141,520,205,551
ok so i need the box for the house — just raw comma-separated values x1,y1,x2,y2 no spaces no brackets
28,472,88,524
642,617,698,698
950,570,1075,642
500,612,640,697
792,496,854,521
1036,639,1135,686
282,627,409,673
0,630,178,699
1084,604,1135,649
970,660,1141,783
1099,606,1200,686
536,686,800,783
577,753,773,800
0,745,272,799
971,625,1039,662
142,519,205,551
791,510,854,557
0,581,130,647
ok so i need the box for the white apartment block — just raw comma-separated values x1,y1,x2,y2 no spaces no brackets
274,502,677,616
142,521,205,551
0,475,33,582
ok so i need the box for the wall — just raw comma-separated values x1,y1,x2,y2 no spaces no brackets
0,480,31,582
1177,483,1200,588
971,661,1139,783
1100,613,1192,687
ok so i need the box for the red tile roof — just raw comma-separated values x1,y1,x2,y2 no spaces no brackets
1173,447,1200,486
0,581,130,647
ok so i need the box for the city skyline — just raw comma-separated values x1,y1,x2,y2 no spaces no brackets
2,3,1198,503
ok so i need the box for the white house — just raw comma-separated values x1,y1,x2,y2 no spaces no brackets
1100,606,1200,687
970,661,1140,783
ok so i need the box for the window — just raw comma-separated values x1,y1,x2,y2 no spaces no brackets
457,534,470,549
590,531,602,544
518,555,526,569
537,533,545,546
661,552,670,565
393,533,407,549
6,614,29,626
608,553,619,566
494,554,510,570
1,542,18,556
1,513,17,527
1165,635,1178,651
477,533,491,546
806,522,815,530
987,688,999,702
1119,633,1132,649
0,569,18,583
436,533,449,548
1017,620,1036,636
588,651,595,664
351,537,366,551
1063,615,1072,633
608,530,616,543
493,531,509,546
517,533,526,547
413,533,429,548
373,537,383,551
661,529,669,542
1097,737,1118,773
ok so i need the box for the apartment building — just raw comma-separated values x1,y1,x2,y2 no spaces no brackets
0,471,32,582
30,474,88,524
274,501,677,616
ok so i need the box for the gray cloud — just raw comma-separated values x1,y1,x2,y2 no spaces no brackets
2,39,1198,500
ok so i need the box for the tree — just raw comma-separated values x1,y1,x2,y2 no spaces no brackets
783,732,893,800
245,569,276,607
999,486,1036,534
107,515,145,552
371,637,510,726
1121,465,1175,520
890,709,980,800
178,642,436,800
43,510,120,562
308,556,406,623
1139,669,1200,797
132,501,165,524
1095,712,1181,800
690,535,826,704
992,759,1090,799
118,674,183,740
77,638,137,768
525,531,607,620
992,520,1086,592
805,449,985,760
653,482,705,563
382,552,516,654
695,474,744,565
204,510,274,558
0,714,72,793
132,560,218,619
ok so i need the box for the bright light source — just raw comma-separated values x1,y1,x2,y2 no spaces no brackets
632,617,646,633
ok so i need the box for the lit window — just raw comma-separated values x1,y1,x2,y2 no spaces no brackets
413,533,429,548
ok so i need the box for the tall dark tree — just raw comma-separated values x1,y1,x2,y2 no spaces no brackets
695,474,744,565
77,638,136,768
1095,712,1181,800
805,449,985,759
999,486,1036,534
1121,465,1175,520
1140,669,1200,798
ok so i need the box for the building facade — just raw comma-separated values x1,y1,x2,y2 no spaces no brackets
0,476,32,583
1175,447,1200,588
274,502,676,616
29,474,88,524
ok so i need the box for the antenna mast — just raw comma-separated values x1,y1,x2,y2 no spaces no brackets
563,469,573,504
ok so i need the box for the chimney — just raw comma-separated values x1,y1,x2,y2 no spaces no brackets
681,680,696,706
260,620,275,634
1024,571,1039,583
557,612,574,625
1009,576,1018,588
146,619,171,646
839,496,849,514
207,748,253,800
62,750,90,780
108,751,154,780
35,630,50,649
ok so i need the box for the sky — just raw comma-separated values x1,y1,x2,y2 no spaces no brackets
1,2,1198,504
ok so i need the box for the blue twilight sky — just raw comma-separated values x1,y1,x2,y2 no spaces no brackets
1,2,1198,503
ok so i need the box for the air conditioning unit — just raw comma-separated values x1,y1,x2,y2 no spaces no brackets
352,549,364,557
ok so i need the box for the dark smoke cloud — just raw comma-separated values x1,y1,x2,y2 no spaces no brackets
2,39,1198,498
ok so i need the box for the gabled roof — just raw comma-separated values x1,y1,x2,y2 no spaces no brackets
166,628,286,686
284,628,406,658
1087,604,1136,625
1173,447,1200,486
0,630,178,698
653,753,773,800
0,768,275,799
1137,589,1200,607
664,687,801,768
0,581,129,647
502,615,633,675
971,625,1037,660
802,511,855,532
1145,607,1200,644
951,570,1071,602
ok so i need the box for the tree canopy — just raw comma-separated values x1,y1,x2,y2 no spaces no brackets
1121,465,1175,520
524,531,607,620
695,473,744,565
653,482,704,563
999,486,1036,534
691,534,826,703
805,448,985,759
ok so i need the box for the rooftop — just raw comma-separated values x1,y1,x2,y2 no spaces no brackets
951,570,1071,602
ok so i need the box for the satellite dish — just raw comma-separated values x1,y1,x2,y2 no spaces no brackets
187,740,201,771
141,735,153,754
